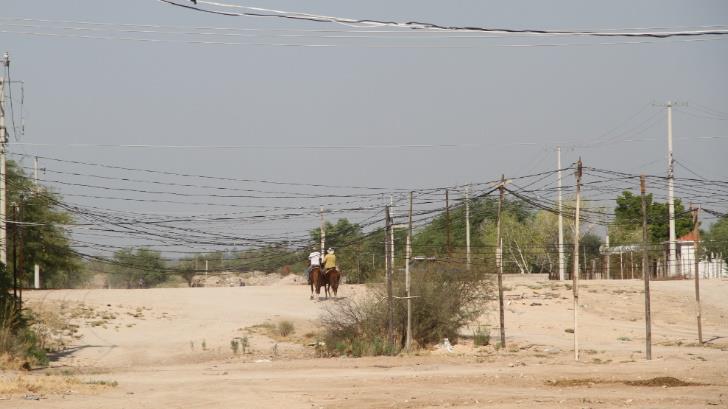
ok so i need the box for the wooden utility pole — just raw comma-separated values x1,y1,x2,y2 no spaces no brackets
465,186,471,271
641,175,652,360
495,174,507,348
0,52,10,267
445,189,451,256
572,159,583,361
693,206,703,344
385,205,394,349
390,195,395,273
11,203,17,304
17,199,23,308
405,191,414,350
605,234,611,280
320,206,326,256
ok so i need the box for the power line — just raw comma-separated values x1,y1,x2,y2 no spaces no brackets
158,1,728,39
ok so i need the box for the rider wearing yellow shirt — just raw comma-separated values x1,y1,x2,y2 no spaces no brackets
323,248,337,272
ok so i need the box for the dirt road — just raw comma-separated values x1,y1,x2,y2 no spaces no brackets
5,275,728,408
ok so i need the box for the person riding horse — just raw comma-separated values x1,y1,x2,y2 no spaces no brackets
322,248,337,277
306,247,322,285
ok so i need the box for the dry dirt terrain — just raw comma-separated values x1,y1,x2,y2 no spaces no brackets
3,275,727,408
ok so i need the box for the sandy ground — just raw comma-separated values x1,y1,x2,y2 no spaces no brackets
4,275,728,408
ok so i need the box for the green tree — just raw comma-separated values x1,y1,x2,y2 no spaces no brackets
109,248,166,288
611,191,693,244
5,161,81,288
704,215,728,262
412,197,530,260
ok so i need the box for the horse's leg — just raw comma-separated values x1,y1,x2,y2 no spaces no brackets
310,270,316,300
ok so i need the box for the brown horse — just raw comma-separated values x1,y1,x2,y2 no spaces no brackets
310,266,329,300
326,268,341,298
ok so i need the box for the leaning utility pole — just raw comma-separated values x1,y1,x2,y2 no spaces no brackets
495,175,507,348
0,52,9,267
464,185,471,271
641,175,652,360
405,191,414,351
385,205,394,349
572,159,583,361
557,146,565,281
692,206,703,344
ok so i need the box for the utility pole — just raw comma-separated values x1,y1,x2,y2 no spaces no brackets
693,206,703,344
0,52,9,267
495,175,508,348
445,189,451,256
605,234,610,280
654,101,685,276
667,102,677,276
385,205,394,349
32,156,40,288
17,199,23,307
557,146,565,281
319,206,325,256
465,185,471,271
390,196,395,274
11,203,17,303
641,175,652,360
405,191,413,351
572,159,583,361
34,156,38,187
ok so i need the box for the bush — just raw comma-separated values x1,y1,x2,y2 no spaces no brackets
278,320,295,337
321,264,492,356
473,325,490,347
0,299,48,369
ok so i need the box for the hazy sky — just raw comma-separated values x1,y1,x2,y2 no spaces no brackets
1,1,727,255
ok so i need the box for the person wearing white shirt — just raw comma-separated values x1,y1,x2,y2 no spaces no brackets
306,249,321,285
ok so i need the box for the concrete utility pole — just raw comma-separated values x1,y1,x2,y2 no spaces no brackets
573,159,583,361
557,146,565,281
495,175,508,348
405,191,413,351
465,185,471,271
641,176,652,360
667,102,677,276
653,101,685,275
0,52,9,267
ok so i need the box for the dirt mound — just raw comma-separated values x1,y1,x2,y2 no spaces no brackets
546,376,705,388
623,377,703,387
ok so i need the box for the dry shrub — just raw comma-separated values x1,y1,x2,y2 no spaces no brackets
0,301,48,369
321,264,492,356
0,375,117,396
277,320,295,337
